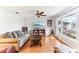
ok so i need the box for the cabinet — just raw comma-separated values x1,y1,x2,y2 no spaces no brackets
33,29,45,36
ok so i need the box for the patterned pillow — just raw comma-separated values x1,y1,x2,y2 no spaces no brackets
12,31,18,38
0,48,7,53
15,31,20,37
17,31,22,37
6,46,17,53
7,32,14,38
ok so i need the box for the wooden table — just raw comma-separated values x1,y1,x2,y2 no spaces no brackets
30,35,42,47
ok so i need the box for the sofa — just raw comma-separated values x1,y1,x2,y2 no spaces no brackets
0,30,30,52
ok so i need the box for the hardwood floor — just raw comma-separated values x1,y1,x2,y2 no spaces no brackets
19,36,61,53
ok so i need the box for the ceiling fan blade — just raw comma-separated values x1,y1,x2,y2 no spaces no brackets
40,12,44,15
41,14,46,16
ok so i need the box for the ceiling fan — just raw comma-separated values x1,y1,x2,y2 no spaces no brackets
36,10,46,18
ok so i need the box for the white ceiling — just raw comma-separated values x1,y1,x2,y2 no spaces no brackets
4,6,68,17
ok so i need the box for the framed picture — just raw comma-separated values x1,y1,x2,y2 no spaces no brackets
47,19,52,27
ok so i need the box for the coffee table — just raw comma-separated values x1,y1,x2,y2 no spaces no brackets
30,35,42,47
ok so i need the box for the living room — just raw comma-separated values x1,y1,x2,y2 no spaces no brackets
0,6,79,53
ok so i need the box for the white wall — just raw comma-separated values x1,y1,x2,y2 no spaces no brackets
52,17,57,35
24,16,53,35
0,7,25,34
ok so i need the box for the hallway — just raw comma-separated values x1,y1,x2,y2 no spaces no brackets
19,36,61,53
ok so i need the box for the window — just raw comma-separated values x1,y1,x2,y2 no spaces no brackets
58,14,76,39
62,14,76,39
